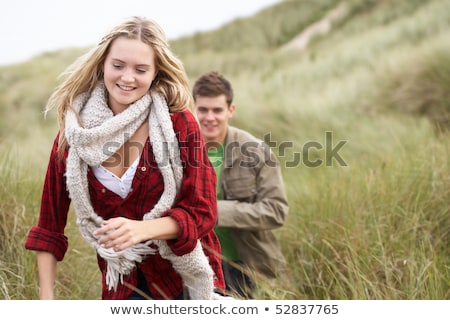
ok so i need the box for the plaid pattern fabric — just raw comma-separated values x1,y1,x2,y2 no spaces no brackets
25,110,225,299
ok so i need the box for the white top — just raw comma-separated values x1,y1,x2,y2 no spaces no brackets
91,156,140,199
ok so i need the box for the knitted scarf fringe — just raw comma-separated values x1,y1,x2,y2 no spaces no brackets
65,83,223,299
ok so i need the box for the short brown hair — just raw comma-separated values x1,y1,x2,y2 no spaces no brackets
192,71,233,106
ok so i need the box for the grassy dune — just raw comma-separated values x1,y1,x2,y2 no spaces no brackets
1,0,449,299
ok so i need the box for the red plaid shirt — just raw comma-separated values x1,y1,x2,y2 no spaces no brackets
25,110,225,299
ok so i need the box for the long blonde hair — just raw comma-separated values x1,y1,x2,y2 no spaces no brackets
47,16,193,155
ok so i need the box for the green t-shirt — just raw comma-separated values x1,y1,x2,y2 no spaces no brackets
207,145,241,262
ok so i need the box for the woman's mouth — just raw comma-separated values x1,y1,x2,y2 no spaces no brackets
117,84,135,91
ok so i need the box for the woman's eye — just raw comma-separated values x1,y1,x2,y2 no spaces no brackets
113,64,123,69
136,68,147,73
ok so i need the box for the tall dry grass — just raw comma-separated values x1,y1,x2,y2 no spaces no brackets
0,0,449,299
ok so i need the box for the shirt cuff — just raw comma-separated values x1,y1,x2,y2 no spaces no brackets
163,209,198,256
25,226,69,261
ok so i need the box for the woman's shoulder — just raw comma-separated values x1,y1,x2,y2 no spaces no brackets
171,108,195,121
171,109,199,131
170,109,203,149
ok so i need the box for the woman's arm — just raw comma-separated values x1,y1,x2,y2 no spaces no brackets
37,251,57,299
94,216,179,251
25,134,71,298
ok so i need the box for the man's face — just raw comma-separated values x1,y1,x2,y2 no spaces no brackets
194,94,235,147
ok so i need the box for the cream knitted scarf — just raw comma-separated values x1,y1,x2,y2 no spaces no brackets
64,82,221,299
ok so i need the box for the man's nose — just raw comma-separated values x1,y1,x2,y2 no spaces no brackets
205,111,215,120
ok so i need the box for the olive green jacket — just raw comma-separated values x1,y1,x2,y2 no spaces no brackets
217,126,289,278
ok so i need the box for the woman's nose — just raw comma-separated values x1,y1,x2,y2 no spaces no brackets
121,69,134,82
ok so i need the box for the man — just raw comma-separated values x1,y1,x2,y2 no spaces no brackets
192,71,289,298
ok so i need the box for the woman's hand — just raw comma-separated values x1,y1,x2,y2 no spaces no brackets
94,216,179,251
94,217,145,251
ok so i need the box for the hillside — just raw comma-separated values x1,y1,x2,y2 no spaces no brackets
1,0,449,300
2,0,449,136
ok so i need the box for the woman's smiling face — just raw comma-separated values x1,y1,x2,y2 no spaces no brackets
103,36,157,114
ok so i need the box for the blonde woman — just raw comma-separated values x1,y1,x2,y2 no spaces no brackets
25,16,225,300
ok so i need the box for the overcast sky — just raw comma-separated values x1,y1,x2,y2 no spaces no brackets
0,0,280,66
